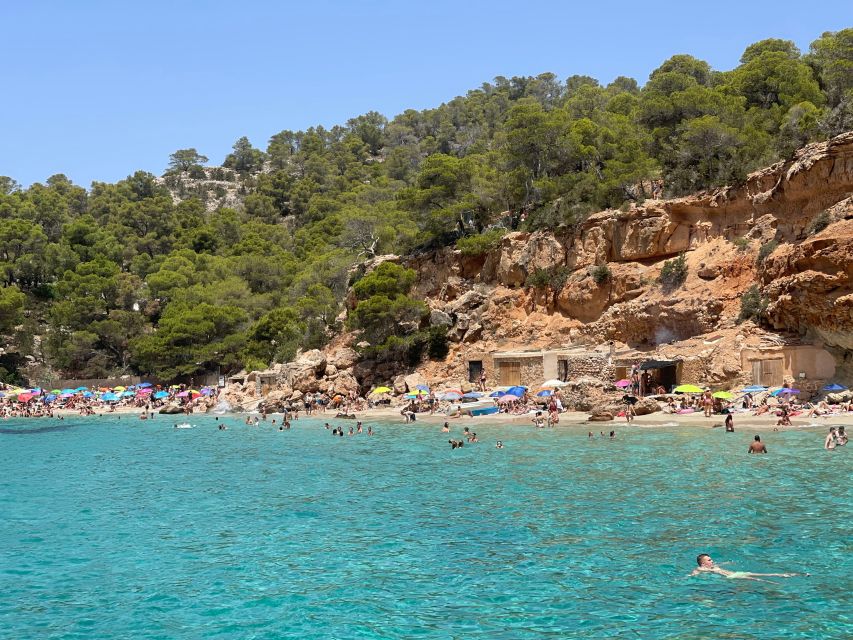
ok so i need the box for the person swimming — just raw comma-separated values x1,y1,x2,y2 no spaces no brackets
690,554,800,583
496,440,504,449
748,435,768,454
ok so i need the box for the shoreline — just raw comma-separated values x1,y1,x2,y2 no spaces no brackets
22,404,853,432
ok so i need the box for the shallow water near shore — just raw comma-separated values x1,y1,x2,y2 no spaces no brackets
1,416,851,639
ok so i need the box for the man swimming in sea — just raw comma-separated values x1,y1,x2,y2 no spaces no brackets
690,554,800,582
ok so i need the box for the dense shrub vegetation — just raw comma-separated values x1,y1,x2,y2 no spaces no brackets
659,254,688,290
0,29,851,380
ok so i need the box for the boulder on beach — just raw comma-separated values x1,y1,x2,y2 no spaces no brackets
588,410,614,422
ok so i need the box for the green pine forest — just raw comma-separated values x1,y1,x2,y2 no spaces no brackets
1,31,851,383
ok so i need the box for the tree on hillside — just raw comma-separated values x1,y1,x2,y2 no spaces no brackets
223,137,265,173
168,148,209,173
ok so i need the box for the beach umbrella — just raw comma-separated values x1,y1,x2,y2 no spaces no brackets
822,383,847,392
51,389,61,394
101,392,119,402
137,388,153,395
82,391,94,398
120,391,135,397
75,386,88,392
415,384,430,392
542,379,568,387
440,391,462,401
60,392,73,399
615,379,631,388
488,390,504,397
45,394,57,402
153,390,169,399
674,384,704,394
61,388,75,395
28,388,42,395
505,386,527,397
712,391,734,399
113,386,126,392
137,382,153,388
462,392,484,399
497,394,517,403
200,388,214,396
371,386,392,394
771,388,801,397
740,385,768,393
176,391,189,397
17,393,33,403
536,390,553,397
408,389,428,396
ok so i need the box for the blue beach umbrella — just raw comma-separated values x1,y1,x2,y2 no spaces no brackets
120,391,135,397
506,386,527,397
153,390,169,399
101,392,119,402
462,392,484,399
75,386,87,392
415,384,430,392
45,394,57,402
440,391,462,401
82,391,94,398
740,385,767,393
61,388,76,395
822,383,847,392
537,390,553,397
137,382,153,388
488,390,503,397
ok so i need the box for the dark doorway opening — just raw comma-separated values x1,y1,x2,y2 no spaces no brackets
468,360,483,383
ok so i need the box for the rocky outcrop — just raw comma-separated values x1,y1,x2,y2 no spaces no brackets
226,133,853,408
761,219,853,350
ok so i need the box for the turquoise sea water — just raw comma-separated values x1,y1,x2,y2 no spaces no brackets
1,416,851,639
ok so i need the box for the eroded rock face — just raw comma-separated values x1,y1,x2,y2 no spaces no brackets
761,219,853,349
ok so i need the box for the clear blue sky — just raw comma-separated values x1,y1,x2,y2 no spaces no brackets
2,1,851,187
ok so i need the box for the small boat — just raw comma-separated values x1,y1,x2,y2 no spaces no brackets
468,406,500,417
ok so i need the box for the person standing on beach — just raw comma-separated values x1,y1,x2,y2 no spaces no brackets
748,435,767,454
702,389,713,417
479,369,487,392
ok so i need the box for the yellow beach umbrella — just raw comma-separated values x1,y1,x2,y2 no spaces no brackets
113,386,126,392
371,386,392,394
712,391,734,399
673,384,704,394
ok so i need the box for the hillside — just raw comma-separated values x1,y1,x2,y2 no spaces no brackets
0,29,851,389
219,131,853,409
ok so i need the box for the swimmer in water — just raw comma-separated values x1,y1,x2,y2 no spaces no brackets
689,554,800,582
441,422,450,433
367,426,373,436
496,440,503,449
748,435,768,454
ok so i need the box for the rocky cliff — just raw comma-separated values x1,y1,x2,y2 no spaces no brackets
409,132,853,354
228,132,853,404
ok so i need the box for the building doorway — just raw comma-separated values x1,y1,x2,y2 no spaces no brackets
498,361,521,386
752,359,783,387
468,360,483,384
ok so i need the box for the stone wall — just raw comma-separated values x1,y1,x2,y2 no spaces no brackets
560,354,614,381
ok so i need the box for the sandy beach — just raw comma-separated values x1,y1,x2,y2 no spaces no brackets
300,405,853,431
